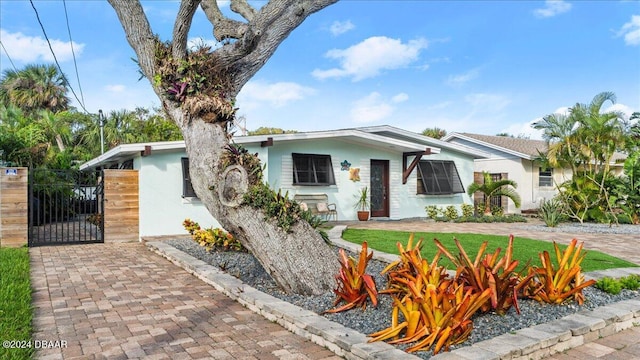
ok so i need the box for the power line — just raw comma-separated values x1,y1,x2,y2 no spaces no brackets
62,0,85,107
29,0,90,113
0,40,18,71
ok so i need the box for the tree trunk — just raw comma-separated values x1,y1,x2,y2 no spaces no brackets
177,113,338,295
109,0,341,295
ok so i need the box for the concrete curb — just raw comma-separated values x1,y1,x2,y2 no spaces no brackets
147,227,640,360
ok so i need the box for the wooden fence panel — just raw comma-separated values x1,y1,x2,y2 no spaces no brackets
0,167,28,247
103,170,139,243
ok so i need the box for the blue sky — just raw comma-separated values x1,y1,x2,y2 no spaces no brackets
1,0,638,139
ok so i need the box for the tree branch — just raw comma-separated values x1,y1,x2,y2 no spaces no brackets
200,0,248,41
216,0,339,91
172,0,201,59
107,0,157,81
230,0,257,21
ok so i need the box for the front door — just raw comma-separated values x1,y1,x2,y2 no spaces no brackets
370,160,389,218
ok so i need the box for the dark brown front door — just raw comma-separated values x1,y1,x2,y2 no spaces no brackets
370,160,389,218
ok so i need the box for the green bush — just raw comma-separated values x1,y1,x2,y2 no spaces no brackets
620,274,640,290
595,275,640,294
538,198,565,227
461,203,474,218
425,205,440,220
444,205,459,220
491,206,504,216
453,214,527,223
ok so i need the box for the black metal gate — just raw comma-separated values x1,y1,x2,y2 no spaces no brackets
28,169,104,246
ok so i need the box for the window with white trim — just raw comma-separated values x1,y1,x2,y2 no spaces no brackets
539,167,553,187
416,160,465,195
292,153,335,186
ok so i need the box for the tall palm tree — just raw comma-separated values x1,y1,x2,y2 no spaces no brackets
570,91,625,175
467,172,521,215
37,110,71,152
532,113,579,175
0,64,70,113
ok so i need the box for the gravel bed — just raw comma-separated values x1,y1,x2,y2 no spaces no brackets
519,222,640,235
166,238,639,359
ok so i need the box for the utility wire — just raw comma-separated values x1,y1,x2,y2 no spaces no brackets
0,40,18,71
62,0,85,107
29,0,90,114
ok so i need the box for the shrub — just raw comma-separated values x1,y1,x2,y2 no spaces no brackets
597,275,640,294
491,206,504,216
453,214,527,223
425,205,440,219
182,219,245,252
443,205,459,220
539,198,565,227
461,203,474,218
595,277,623,295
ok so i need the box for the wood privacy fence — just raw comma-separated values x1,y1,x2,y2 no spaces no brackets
0,167,140,247
0,167,28,247
103,170,139,243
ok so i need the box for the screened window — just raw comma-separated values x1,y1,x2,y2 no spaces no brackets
181,157,197,198
539,167,553,187
292,153,335,186
416,160,465,195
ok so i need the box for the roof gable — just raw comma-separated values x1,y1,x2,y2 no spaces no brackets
443,132,547,160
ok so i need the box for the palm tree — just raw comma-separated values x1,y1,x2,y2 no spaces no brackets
467,172,521,215
532,113,579,175
570,91,625,176
0,64,70,113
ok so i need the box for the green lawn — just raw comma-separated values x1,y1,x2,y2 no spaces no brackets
342,229,638,273
0,247,33,360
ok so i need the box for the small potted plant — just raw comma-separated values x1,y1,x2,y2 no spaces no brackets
354,187,370,221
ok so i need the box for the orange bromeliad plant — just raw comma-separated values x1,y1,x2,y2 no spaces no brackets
523,238,596,305
435,235,529,315
325,241,378,313
369,234,491,354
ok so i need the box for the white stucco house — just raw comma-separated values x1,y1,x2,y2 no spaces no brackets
442,132,625,213
80,125,488,239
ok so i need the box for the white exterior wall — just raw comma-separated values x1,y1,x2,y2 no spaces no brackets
266,139,474,220
137,152,219,237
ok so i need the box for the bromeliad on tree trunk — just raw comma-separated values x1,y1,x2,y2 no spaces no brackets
108,0,340,295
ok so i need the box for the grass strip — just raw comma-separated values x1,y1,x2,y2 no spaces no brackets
342,229,637,273
0,247,33,360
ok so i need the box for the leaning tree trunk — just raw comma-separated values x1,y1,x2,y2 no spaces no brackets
109,0,341,295
170,108,338,295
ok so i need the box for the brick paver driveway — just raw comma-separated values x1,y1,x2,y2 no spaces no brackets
31,243,339,360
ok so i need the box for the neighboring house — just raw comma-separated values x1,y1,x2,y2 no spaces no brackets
442,132,625,213
80,125,488,239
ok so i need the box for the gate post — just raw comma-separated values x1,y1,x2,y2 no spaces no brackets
0,167,28,247
103,169,139,242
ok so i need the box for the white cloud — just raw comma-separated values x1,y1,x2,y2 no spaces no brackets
604,103,636,120
533,0,572,18
0,29,84,63
312,36,428,82
392,93,409,103
616,15,640,46
237,80,316,108
350,92,408,123
104,84,126,93
329,20,355,36
446,68,479,87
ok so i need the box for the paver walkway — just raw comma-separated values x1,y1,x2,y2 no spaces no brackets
29,220,640,359
30,243,340,360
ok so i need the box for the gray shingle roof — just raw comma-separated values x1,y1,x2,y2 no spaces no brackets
460,133,547,158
